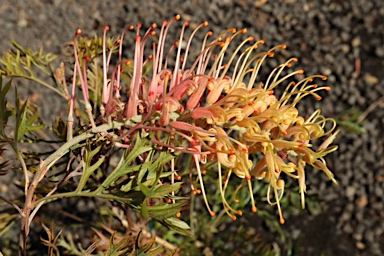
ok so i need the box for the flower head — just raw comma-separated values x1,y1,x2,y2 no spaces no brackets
73,15,339,223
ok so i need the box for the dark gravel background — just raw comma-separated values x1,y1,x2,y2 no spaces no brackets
1,0,384,255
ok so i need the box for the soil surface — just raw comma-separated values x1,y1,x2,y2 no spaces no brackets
1,0,384,255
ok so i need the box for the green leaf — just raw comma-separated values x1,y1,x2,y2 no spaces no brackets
14,89,29,141
160,217,193,237
147,202,185,220
138,183,151,197
14,88,43,141
140,201,149,219
97,134,152,192
104,232,131,256
135,231,156,255
164,217,191,230
150,183,183,198
0,41,64,97
76,144,105,193
0,210,19,236
0,77,13,139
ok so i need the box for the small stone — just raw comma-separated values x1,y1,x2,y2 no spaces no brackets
341,44,350,53
355,241,366,250
351,36,361,48
353,232,363,241
345,186,356,198
355,195,368,208
375,175,384,183
363,73,379,85
254,0,268,7
375,46,384,57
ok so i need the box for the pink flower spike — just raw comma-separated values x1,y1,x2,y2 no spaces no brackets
126,32,142,118
170,20,188,90
101,25,110,107
67,60,77,140
115,25,133,102
147,43,158,104
182,21,209,71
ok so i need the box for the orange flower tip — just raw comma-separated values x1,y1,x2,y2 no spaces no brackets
251,205,257,213
316,96,322,100
124,59,131,65
162,20,167,26
174,14,181,20
254,109,260,114
280,44,287,49
176,212,181,218
292,57,298,62
275,169,280,173
267,52,274,57
260,39,265,44
247,36,254,41
236,210,243,216
180,57,184,62
148,54,153,60
325,86,331,91
136,22,142,28
197,189,202,194
298,69,304,74
115,38,121,44
242,147,248,152
75,28,82,35
134,35,141,41
230,214,236,221
281,130,287,135
202,169,207,174
230,28,236,33
321,75,327,80
279,218,285,224
234,198,240,203
183,20,189,26
202,20,209,26
104,25,110,31
150,30,156,36
210,211,216,217
245,174,251,180
151,23,157,28
268,89,274,95
312,84,318,88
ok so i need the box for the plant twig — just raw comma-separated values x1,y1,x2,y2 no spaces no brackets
357,94,384,123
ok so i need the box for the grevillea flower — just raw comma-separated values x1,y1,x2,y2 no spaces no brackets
72,15,339,224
